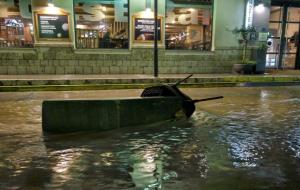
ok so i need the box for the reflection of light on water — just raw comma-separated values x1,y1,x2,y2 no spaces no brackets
134,161,157,174
52,150,81,173
127,141,178,189
219,123,264,168
230,140,259,168
6,144,47,176
279,98,300,103
260,90,269,99
259,90,274,125
99,152,114,166
144,152,155,163
48,148,92,187
287,128,300,158
130,146,162,189
51,149,84,174
122,128,187,189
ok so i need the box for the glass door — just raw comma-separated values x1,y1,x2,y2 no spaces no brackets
267,6,300,69
283,7,300,69
267,6,282,68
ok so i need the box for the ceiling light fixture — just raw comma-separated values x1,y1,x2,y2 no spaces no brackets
255,3,265,13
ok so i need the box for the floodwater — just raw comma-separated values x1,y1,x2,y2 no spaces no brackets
0,87,300,190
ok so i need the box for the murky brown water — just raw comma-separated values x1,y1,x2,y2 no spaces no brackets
0,87,300,190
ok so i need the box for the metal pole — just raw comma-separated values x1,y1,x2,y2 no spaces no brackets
278,5,288,69
154,0,158,77
296,22,300,69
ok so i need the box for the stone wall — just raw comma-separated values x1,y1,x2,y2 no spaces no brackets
0,47,242,74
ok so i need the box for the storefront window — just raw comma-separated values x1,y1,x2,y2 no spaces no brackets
74,0,129,49
165,0,213,51
0,0,34,48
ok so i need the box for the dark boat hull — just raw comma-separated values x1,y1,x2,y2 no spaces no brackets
141,84,195,118
42,97,183,133
42,75,222,133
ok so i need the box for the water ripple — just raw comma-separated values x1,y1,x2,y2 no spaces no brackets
1,87,300,189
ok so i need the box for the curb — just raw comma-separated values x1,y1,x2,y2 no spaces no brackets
1,81,300,92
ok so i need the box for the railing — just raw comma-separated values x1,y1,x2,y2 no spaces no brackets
76,29,99,49
166,39,211,51
0,39,33,48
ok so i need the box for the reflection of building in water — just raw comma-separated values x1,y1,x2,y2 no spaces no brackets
0,0,34,48
74,0,129,49
165,0,212,51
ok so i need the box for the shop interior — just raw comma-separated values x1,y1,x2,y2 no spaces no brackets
0,0,34,48
165,0,212,51
268,6,300,69
0,0,213,50
74,0,129,49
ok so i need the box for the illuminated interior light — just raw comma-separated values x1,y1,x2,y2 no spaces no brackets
28,23,33,31
48,3,54,7
102,6,106,12
141,8,153,18
255,3,265,13
45,6,61,14
145,0,151,12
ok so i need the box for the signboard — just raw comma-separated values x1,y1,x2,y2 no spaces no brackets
36,14,70,39
134,18,161,42
245,0,254,28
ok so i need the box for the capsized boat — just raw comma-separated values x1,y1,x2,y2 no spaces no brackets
42,75,223,133
141,74,223,118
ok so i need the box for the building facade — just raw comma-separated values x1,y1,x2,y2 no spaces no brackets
0,0,271,75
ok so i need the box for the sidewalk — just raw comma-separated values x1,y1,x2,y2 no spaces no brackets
0,70,299,92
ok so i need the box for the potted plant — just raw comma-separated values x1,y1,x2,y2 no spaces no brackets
232,26,257,74
255,42,268,74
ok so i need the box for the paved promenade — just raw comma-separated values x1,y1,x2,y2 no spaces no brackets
0,70,299,92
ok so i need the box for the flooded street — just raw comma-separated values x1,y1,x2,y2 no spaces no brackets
0,87,300,190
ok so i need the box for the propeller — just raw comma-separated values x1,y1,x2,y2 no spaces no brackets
192,96,224,104
173,74,193,87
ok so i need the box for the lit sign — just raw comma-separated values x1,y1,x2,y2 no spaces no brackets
134,18,161,42
245,0,254,28
36,14,69,39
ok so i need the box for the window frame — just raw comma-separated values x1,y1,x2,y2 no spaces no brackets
164,0,214,52
0,0,35,48
73,0,130,50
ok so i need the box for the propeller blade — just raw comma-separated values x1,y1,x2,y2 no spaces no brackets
173,74,193,86
192,96,224,103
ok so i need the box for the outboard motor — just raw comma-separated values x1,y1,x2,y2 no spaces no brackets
141,74,223,118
